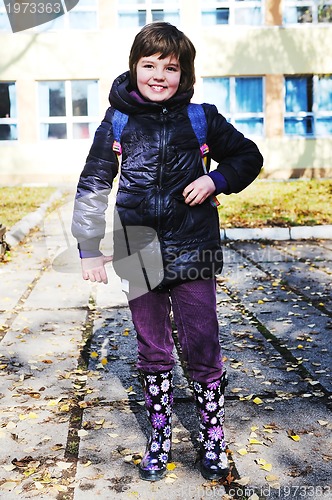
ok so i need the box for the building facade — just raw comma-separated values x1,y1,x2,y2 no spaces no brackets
0,0,331,184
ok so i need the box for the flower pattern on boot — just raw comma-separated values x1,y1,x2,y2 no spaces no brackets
193,373,229,480
139,371,173,481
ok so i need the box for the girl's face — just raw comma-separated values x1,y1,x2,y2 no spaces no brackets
136,53,181,102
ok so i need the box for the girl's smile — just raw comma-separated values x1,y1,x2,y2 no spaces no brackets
136,53,181,102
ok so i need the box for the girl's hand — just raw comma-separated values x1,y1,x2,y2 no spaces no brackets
183,175,215,206
81,255,113,284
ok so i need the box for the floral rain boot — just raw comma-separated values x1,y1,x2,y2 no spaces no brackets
139,370,173,481
193,372,229,480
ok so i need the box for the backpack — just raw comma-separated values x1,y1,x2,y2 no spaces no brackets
112,103,219,207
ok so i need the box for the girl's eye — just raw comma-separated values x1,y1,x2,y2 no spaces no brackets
167,66,178,72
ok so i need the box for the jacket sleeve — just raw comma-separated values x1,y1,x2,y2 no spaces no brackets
204,104,263,194
71,107,119,257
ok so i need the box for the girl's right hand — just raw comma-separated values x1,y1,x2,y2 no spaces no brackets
81,255,113,284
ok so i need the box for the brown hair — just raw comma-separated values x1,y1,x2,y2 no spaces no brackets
129,22,196,93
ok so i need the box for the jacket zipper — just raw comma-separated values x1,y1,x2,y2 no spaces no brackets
156,107,168,231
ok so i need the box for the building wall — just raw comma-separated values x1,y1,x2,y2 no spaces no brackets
0,0,331,184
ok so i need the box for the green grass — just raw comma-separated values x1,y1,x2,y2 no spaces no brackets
0,186,56,229
217,179,332,228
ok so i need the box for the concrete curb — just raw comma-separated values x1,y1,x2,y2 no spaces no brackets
5,189,64,249
221,224,332,241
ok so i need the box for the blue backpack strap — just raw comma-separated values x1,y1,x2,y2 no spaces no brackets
112,109,129,155
187,103,209,157
187,103,220,208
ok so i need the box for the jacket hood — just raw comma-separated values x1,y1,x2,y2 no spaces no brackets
109,71,194,115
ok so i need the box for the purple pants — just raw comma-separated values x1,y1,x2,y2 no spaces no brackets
128,279,223,383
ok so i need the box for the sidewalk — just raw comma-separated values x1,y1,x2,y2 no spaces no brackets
0,192,331,499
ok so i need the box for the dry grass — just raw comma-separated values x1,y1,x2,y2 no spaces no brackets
217,179,332,228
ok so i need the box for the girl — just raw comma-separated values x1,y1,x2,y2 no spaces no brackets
72,22,263,482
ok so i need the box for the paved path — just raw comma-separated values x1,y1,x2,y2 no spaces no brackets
0,193,331,499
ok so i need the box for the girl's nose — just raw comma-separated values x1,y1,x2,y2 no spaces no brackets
153,68,165,80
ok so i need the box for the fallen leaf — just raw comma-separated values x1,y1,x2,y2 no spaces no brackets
265,474,279,482
56,461,72,470
77,429,89,437
253,397,263,405
236,476,250,486
249,438,264,445
166,462,176,471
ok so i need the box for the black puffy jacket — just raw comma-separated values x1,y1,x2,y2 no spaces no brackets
72,71,263,289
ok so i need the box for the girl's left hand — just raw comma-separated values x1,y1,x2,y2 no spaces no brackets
183,175,215,206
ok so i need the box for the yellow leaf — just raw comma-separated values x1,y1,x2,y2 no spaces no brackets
289,434,300,441
260,463,272,472
101,358,108,365
237,448,248,456
249,438,264,445
166,462,176,471
265,474,279,482
253,397,263,405
240,394,253,401
90,351,99,358
47,399,61,406
257,300,264,304
164,477,176,484
166,473,178,479
126,386,133,393
82,461,92,467
95,419,105,425
251,426,259,431
59,404,70,412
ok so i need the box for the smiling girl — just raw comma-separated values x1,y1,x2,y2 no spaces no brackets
72,22,263,482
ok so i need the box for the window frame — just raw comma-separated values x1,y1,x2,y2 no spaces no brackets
37,79,100,141
0,81,18,142
201,0,264,26
117,0,180,27
202,76,265,137
284,74,332,137
283,0,332,25
28,0,98,32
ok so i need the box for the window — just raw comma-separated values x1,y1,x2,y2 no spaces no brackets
35,0,97,31
0,3,11,31
201,0,263,26
38,80,99,140
0,82,17,141
283,0,332,24
118,0,180,27
284,75,332,136
202,77,264,136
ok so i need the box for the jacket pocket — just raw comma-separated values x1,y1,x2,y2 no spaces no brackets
115,190,146,226
116,191,146,209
